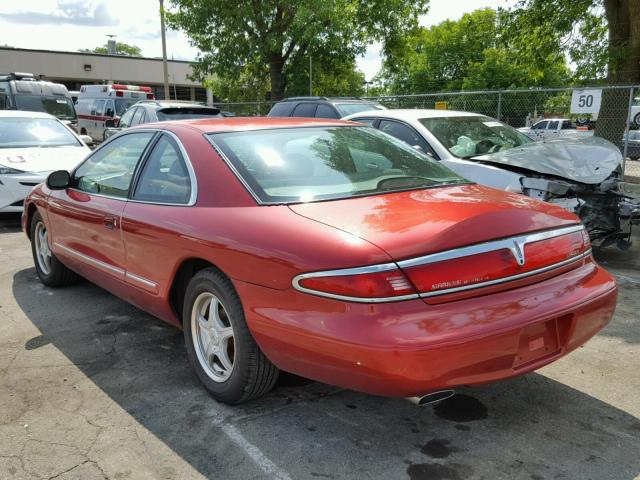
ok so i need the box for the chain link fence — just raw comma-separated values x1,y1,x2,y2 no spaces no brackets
214,85,640,182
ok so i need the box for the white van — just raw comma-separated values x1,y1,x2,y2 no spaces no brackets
76,84,154,141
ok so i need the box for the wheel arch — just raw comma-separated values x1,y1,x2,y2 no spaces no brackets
168,257,232,321
24,202,39,240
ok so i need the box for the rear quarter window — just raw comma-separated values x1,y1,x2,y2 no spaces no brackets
268,102,295,117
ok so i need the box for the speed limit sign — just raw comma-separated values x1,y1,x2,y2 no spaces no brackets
571,89,602,115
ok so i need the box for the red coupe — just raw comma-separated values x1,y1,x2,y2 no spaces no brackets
23,118,617,405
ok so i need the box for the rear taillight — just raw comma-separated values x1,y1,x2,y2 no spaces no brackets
293,226,590,303
293,266,417,301
401,227,590,297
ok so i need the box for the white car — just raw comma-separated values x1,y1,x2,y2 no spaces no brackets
0,111,91,212
344,109,639,248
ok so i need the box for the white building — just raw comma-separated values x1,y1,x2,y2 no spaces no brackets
0,46,211,103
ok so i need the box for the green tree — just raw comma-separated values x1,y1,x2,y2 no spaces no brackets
382,8,569,94
79,42,143,56
285,53,365,97
504,0,640,146
166,0,428,100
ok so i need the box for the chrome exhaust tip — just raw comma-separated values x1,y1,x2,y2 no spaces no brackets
406,390,456,406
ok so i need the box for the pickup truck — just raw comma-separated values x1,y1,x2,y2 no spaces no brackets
518,118,594,141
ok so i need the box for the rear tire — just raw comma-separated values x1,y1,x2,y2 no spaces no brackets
30,211,77,287
183,268,279,404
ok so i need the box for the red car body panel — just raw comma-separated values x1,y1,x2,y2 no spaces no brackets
22,117,618,398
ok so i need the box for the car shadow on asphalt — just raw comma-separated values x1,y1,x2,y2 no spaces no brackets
10,267,640,480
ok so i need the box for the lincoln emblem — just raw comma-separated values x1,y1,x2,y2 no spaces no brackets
510,239,527,266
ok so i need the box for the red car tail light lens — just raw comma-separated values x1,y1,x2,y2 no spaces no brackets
401,227,590,297
293,226,590,303
294,266,418,301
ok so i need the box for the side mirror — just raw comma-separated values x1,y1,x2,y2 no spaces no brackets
104,119,116,128
79,135,93,146
46,170,70,190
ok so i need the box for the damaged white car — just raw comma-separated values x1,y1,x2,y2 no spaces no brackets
345,109,640,248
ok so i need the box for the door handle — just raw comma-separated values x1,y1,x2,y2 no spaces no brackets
103,216,117,230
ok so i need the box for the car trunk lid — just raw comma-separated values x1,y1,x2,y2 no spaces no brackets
289,184,590,303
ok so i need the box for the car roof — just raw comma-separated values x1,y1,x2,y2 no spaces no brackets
0,110,57,119
136,101,213,109
343,108,486,120
144,116,357,133
278,96,376,104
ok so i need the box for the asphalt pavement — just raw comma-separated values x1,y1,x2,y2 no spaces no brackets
1,212,639,480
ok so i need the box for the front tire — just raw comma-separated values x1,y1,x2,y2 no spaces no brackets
30,211,77,287
183,268,279,404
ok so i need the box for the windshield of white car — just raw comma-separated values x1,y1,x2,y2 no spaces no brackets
116,99,138,116
208,126,467,204
14,95,76,121
334,103,385,117
419,116,533,159
0,117,80,148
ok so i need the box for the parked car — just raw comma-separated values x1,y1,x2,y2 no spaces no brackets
267,96,385,119
344,109,640,249
623,129,640,160
0,72,78,131
23,117,616,405
518,118,593,141
103,101,222,140
0,111,91,212
630,97,640,126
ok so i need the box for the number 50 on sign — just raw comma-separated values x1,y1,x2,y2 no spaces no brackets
570,89,602,115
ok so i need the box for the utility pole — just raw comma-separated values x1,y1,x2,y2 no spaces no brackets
159,0,171,100
309,56,312,96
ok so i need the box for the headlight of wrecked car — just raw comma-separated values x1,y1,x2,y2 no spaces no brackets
0,165,25,175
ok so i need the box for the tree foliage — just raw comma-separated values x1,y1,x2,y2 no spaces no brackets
166,0,428,100
79,42,143,57
381,8,571,94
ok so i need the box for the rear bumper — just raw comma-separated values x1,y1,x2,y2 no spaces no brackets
236,260,617,397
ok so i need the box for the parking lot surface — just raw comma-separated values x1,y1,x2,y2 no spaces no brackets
1,212,639,480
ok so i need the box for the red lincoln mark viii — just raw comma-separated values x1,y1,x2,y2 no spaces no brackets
22,118,617,406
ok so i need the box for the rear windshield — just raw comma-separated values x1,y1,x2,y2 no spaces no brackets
0,117,80,148
334,102,385,117
115,99,138,116
208,126,467,204
156,107,221,121
14,95,76,121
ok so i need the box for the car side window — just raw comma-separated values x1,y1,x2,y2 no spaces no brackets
378,120,429,152
94,99,106,117
268,102,294,117
74,132,154,198
118,108,136,128
105,100,115,118
316,104,339,119
548,120,559,130
133,135,192,204
131,108,145,126
291,103,318,117
531,121,547,130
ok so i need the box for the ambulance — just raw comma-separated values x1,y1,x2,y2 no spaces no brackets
76,84,154,141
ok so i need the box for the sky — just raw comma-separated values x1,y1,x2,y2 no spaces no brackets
0,0,517,81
